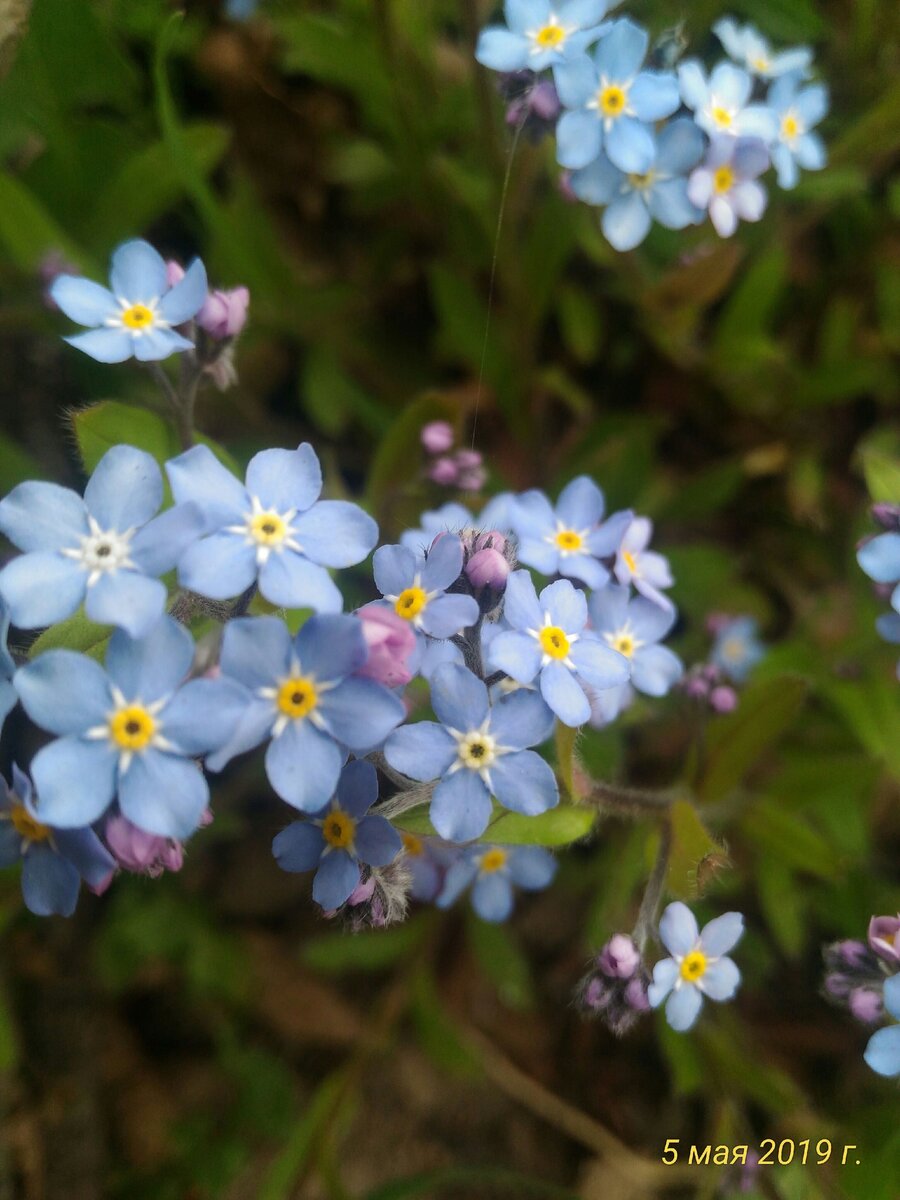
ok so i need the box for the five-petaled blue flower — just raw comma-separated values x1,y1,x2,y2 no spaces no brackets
713,17,812,81
858,532,900,614
436,843,557,923
400,832,461,903
677,60,776,141
687,135,770,239
0,599,16,737
570,117,705,251
711,616,765,682
0,764,115,917
399,495,517,553
554,19,680,173
648,902,744,1032
512,476,631,588
50,239,207,363
0,445,204,637
384,662,558,843
476,0,610,74
14,617,246,838
272,760,401,911
167,443,378,613
767,71,828,190
864,975,900,1078
373,535,479,643
486,572,630,727
209,614,405,812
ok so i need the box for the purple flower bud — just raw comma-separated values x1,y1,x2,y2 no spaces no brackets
197,286,250,339
582,976,613,1012
465,547,510,591
834,939,871,969
597,933,641,979
824,972,853,1000
705,612,732,635
166,259,185,287
872,504,900,532
529,80,561,122
346,875,377,907
356,603,416,688
710,685,738,713
421,421,455,455
458,467,487,492
624,973,650,1012
428,456,459,486
454,449,483,471
683,675,711,699
868,915,900,965
105,814,185,877
558,171,577,204
849,986,884,1024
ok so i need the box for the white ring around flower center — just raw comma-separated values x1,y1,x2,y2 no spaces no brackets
61,516,136,586
84,687,171,773
226,495,303,565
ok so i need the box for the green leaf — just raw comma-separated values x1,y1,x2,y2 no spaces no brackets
697,675,809,802
666,799,721,901
859,445,900,503
366,391,461,520
554,721,579,799
302,346,388,438
743,800,844,880
0,172,85,271
825,677,900,782
28,608,109,659
301,921,424,974
410,966,481,1078
757,858,806,957
467,916,535,1010
398,802,595,847
70,400,239,476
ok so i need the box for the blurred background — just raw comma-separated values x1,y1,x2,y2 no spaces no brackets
0,0,898,1197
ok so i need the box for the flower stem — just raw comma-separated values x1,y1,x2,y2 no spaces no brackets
632,817,672,953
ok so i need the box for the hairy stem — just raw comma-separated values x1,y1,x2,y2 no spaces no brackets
632,817,673,953
588,779,676,817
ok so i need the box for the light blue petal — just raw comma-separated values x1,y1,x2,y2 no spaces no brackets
105,616,194,703
665,983,703,1031
355,814,401,867
487,630,543,684
273,821,326,872
435,856,480,908
129,502,206,576
655,117,706,174
132,327,195,362
471,872,515,922
699,957,740,1001
709,61,752,109
421,533,464,592
552,54,598,109
569,154,623,205
245,444,323,513
884,975,900,1021
735,105,777,142
629,71,679,122
335,759,378,816
569,636,630,689
0,823,21,867
15,651,111,734
794,132,826,170
712,18,744,63
795,83,828,127
166,444,249,529
541,579,588,633
556,109,603,170
648,178,703,229
858,533,900,583
558,0,607,25
385,721,457,781
587,584,629,632
420,593,479,640
507,845,557,888
65,327,134,362
556,475,604,529
430,663,489,731
517,536,560,576
84,445,162,533
220,615,292,689
700,911,745,956
511,489,556,537
22,846,80,917
319,677,405,752
586,508,633,557
30,737,117,827
430,770,492,842
659,901,699,956
266,718,344,811
631,644,682,695
678,60,709,110
109,239,167,302
50,275,117,326
605,115,655,174
0,553,86,628
475,27,529,71
502,569,543,631
505,0,550,34
119,750,209,839
772,144,799,189
489,689,555,750
374,543,417,597
291,501,378,568
312,850,360,910
84,570,166,638
259,552,343,613
595,17,647,78
769,47,813,77
160,678,248,756
0,480,88,552
647,957,678,1005
558,552,609,589
52,827,115,887
864,1026,900,1078
157,257,208,324
877,612,900,643
206,696,275,771
602,191,652,250
178,532,258,600
490,750,559,816
539,660,591,726
295,613,367,682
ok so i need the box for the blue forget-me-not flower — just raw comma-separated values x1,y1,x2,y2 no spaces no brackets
273,760,401,911
864,975,900,1078
767,70,828,189
50,239,207,363
0,764,115,917
167,443,378,613
486,571,630,727
209,614,405,813
677,60,776,141
513,476,631,588
384,662,558,843
713,17,812,80
14,617,246,839
373,535,479,643
858,532,900,612
0,445,204,637
476,0,611,74
399,494,517,553
570,117,705,250
648,902,744,1031
554,19,680,173
437,843,557,923
687,135,769,239
711,616,765,683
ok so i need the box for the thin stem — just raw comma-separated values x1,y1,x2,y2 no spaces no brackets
632,817,673,953
147,361,195,450
588,779,676,817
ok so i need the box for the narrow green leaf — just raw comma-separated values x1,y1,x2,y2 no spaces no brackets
483,805,596,847
467,916,535,1010
366,391,461,519
859,446,900,504
666,799,720,901
0,173,85,271
28,608,109,659
70,400,239,476
301,921,424,974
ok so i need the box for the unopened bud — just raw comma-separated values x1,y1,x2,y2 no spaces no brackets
597,933,641,979
421,421,454,454
849,986,884,1024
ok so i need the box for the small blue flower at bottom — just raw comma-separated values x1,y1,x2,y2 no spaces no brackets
648,902,744,1031
0,765,115,916
864,975,900,1077
50,239,207,363
272,760,401,910
384,662,558,843
437,844,557,922
14,617,247,838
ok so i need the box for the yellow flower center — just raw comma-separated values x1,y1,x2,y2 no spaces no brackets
109,705,156,751
458,732,496,771
622,549,638,574
781,113,799,140
276,677,319,720
539,625,570,660
752,55,770,73
250,511,288,547
401,832,424,857
394,586,428,621
534,23,565,48
610,632,636,658
711,105,733,129
720,637,744,661
598,85,627,117
713,165,735,194
121,303,155,330
10,806,51,843
680,950,708,982
555,529,583,552
480,848,508,874
627,171,655,190
322,809,355,850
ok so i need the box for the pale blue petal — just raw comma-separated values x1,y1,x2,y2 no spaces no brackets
294,613,367,682
355,814,401,867
130,503,206,576
64,328,135,363
735,106,777,142
505,0,550,34
105,616,194,703
160,678,248,756
245,444,323,513
487,630,543,684
335,759,378,816
471,872,514,922
605,116,655,174
709,61,752,109
647,956,678,1005
421,533,464,592
666,983,703,1031
109,239,167,302
559,552,609,588
206,697,275,771
22,846,80,917
132,327,195,362
595,18,647,78
659,901,698,956
602,191,652,250
542,579,588,633
50,276,118,325
649,178,703,228
0,480,88,552
84,571,166,638
178,533,258,600
52,827,115,888
655,117,705,174
374,544,417,597
260,552,343,613
631,645,682,695
436,856,480,908
884,974,900,1021
489,689,555,749
220,615,291,689
552,54,598,109
273,821,325,872
318,677,405,752
629,71,679,122
15,652,111,734
165,444,249,528
587,584,629,632
490,750,559,816
558,0,607,24
84,445,162,531
795,84,828,127
540,660,591,726
569,154,622,205
772,144,799,189
475,27,529,71
507,845,557,888
794,132,826,170
30,738,117,827
385,721,457,781
712,18,744,62
0,553,86,628
556,109,603,170
864,1026,900,1078
430,771,492,842
569,637,630,688
877,612,900,643
119,750,208,838
313,850,360,910
699,911,744,956
556,475,604,528
291,500,377,568
266,719,344,811
699,957,740,1001
430,663,489,731
517,537,560,576
157,257,208,324
858,533,900,583
420,593,479,639
678,60,709,110
586,508,633,557
512,489,556,537
502,569,543,630
769,47,813,77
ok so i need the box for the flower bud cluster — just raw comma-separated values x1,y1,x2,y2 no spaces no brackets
576,934,651,1036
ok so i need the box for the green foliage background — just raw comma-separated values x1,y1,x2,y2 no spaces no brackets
0,1,898,1197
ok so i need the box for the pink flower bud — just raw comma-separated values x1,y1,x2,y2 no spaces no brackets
624,974,650,1011
428,457,460,486
465,547,510,590
473,530,509,555
197,286,250,339
356,604,416,688
868,915,900,965
421,420,454,455
597,933,641,979
836,938,872,969
849,986,884,1024
710,685,738,713
458,467,487,492
166,259,185,287
105,814,184,877
454,449,482,471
